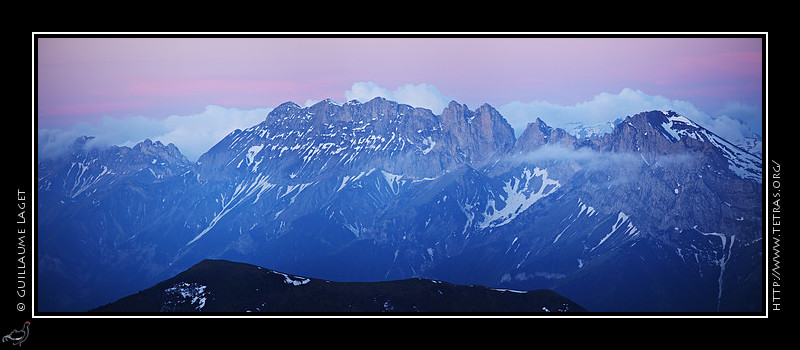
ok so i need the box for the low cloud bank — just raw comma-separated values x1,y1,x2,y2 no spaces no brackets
38,105,270,162
37,82,761,165
506,144,700,187
509,144,641,171
497,88,762,149
344,81,453,115
340,83,761,152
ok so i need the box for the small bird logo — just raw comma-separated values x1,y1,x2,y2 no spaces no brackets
1,321,29,346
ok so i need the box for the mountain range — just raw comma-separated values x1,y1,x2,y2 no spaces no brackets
36,97,763,313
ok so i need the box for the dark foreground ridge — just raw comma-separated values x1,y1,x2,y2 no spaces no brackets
90,259,586,313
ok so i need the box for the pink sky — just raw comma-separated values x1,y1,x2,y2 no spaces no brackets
36,36,763,128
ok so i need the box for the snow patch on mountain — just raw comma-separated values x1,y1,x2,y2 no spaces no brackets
693,226,735,311
162,282,209,311
577,198,597,217
480,167,560,229
272,271,311,286
650,111,762,183
66,161,110,198
420,136,436,154
246,145,264,166
187,174,278,246
590,212,638,252
381,170,405,194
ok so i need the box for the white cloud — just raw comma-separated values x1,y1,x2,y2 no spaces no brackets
499,88,703,133
344,81,389,103
38,105,270,162
37,128,96,161
715,101,762,136
303,99,321,107
344,81,452,114
342,83,762,149
342,83,761,152
497,88,762,149
154,105,270,161
39,84,762,164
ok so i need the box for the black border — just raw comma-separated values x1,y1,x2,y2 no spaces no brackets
16,32,775,347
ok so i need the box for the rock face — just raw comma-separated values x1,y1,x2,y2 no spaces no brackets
195,98,516,182
440,101,516,167
37,98,763,313
511,118,577,154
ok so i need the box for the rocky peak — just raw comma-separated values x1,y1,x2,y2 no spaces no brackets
439,101,516,167
598,110,762,182
58,135,105,159
345,97,405,125
37,135,195,199
72,135,96,147
533,117,552,134
306,98,347,123
474,103,515,140
132,138,162,154
130,139,192,167
599,111,682,155
605,110,720,154
264,101,303,125
274,101,302,112
203,98,518,180
512,118,576,154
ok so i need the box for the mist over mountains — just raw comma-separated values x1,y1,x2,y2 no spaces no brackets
36,86,764,164
36,97,763,313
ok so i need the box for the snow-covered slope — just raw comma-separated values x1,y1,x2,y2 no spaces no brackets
646,110,762,183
